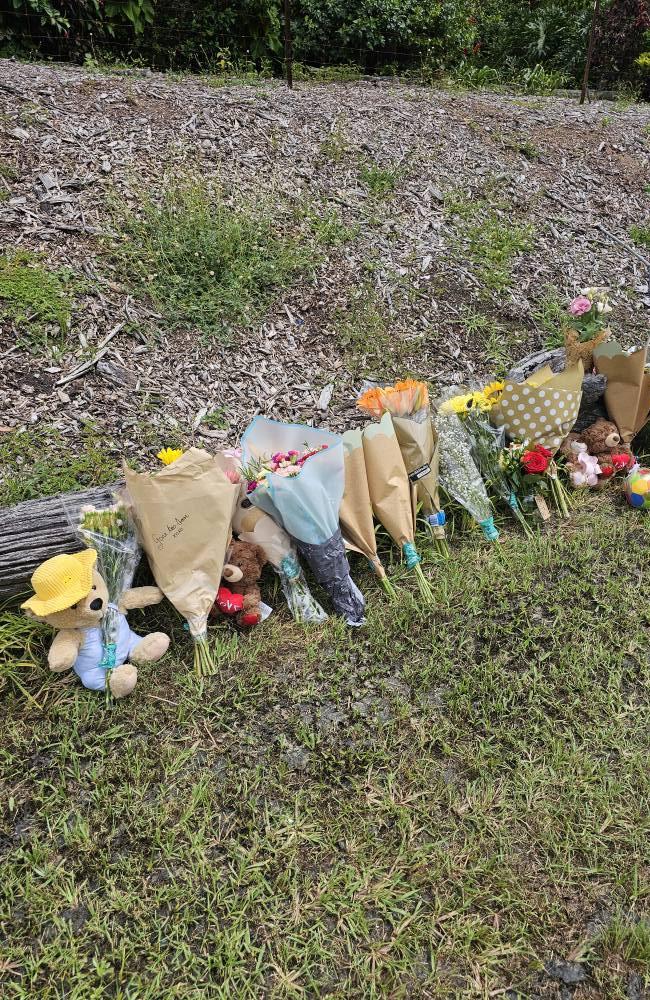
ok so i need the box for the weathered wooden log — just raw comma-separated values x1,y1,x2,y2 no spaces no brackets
507,347,608,432
0,483,121,600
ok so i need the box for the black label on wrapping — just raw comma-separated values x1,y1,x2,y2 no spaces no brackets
409,464,431,482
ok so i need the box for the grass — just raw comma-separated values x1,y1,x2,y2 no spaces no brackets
630,224,650,248
461,309,523,373
2,491,650,996
109,183,312,339
359,163,400,198
336,282,420,376
0,251,75,342
304,206,358,246
0,426,118,506
465,213,535,294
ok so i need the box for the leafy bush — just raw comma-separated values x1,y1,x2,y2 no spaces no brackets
110,183,311,338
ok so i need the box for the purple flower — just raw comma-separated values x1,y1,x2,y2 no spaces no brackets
568,295,592,317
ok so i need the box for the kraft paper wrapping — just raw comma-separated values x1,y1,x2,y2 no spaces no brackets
594,342,650,443
124,448,239,639
491,362,583,454
361,413,416,549
391,411,443,524
340,428,386,578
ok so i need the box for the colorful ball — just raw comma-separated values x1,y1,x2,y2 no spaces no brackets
624,467,650,510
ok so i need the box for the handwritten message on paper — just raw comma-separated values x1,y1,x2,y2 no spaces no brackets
154,512,190,548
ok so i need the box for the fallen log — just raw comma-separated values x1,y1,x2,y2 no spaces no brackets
0,483,121,601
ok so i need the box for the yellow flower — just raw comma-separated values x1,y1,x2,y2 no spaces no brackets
439,393,475,414
480,380,505,409
157,447,184,466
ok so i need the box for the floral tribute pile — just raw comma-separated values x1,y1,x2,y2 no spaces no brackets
36,284,650,677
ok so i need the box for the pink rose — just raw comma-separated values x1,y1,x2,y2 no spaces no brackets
568,295,591,317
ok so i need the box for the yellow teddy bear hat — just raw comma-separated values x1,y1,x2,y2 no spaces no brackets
21,549,97,616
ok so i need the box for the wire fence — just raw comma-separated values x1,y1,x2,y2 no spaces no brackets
1,1,445,88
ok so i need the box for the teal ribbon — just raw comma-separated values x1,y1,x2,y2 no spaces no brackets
402,541,421,569
479,516,499,542
507,493,518,510
99,641,117,671
280,554,300,580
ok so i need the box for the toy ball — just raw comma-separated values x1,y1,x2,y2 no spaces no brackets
624,467,650,509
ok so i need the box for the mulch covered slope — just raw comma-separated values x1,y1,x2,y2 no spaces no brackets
1,60,649,457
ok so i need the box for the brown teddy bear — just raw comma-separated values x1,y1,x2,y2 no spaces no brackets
580,418,624,459
218,539,268,628
22,550,169,698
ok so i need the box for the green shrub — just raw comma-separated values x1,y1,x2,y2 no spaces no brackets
110,183,312,338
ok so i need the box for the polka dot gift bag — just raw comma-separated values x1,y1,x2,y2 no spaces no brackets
491,361,583,454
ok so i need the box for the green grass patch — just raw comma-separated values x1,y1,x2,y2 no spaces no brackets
461,308,524,373
2,493,650,995
0,251,75,340
461,212,535,294
359,162,400,198
109,183,312,338
630,224,650,248
303,205,358,246
0,426,118,506
443,179,535,297
336,282,419,375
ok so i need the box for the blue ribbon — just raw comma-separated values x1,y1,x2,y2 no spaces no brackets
99,641,117,671
479,516,499,542
426,511,446,527
402,541,421,569
280,554,300,580
507,493,518,510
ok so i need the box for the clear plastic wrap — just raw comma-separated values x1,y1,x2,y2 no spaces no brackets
67,499,141,692
434,398,499,542
232,494,327,624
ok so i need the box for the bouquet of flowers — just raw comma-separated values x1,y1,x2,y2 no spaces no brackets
565,287,612,368
125,448,239,675
500,442,570,518
434,391,499,541
437,382,533,537
231,485,327,625
361,413,434,604
75,500,140,695
340,428,396,598
357,380,447,554
241,418,365,626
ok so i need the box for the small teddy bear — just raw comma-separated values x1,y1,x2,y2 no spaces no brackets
22,549,169,698
215,539,268,628
567,440,601,487
580,418,633,478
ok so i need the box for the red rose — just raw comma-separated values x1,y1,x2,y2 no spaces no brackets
600,465,614,478
533,445,552,458
522,450,549,474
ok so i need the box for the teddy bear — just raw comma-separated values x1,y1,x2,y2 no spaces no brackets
580,418,634,478
212,539,268,628
22,549,169,698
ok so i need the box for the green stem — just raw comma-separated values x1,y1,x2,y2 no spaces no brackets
413,562,435,606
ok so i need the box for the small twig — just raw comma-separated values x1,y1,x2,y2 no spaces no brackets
55,322,125,386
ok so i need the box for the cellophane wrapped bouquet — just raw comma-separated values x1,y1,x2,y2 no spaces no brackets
230,470,327,624
357,379,447,555
437,383,534,538
241,418,365,626
434,390,499,541
72,499,140,696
